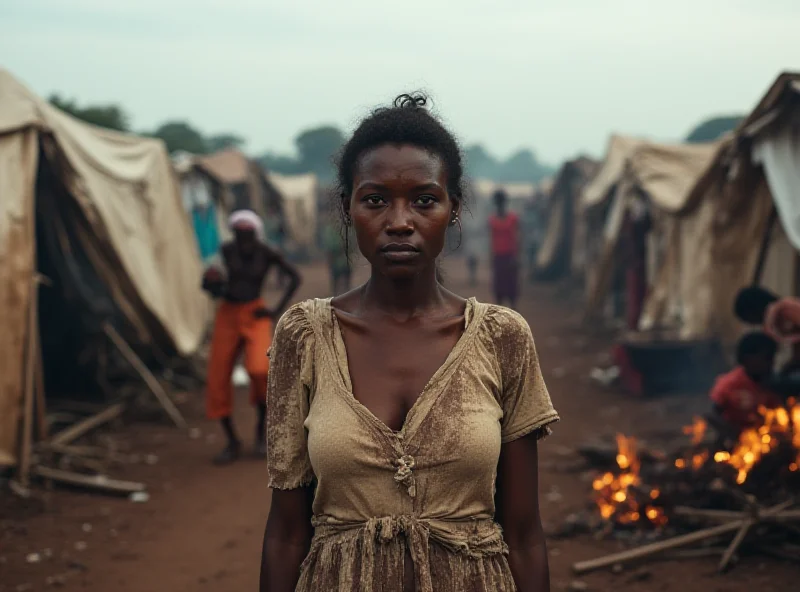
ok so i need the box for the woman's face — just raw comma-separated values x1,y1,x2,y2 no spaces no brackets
348,144,457,281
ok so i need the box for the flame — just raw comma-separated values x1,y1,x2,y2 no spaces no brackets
683,417,708,445
713,403,800,484
592,434,666,527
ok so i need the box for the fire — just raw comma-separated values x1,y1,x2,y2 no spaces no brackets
683,417,707,445
714,402,800,485
675,400,800,485
592,434,666,527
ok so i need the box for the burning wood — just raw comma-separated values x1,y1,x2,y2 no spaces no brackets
573,399,800,573
591,434,666,527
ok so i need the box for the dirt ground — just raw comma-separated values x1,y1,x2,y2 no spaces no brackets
1,259,797,592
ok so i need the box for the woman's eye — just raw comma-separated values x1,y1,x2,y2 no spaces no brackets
363,195,385,206
416,195,437,206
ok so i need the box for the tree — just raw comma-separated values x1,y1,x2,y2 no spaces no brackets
151,121,208,155
295,126,345,180
497,149,553,183
464,144,499,179
260,153,302,175
48,94,130,132
685,115,744,143
207,133,246,153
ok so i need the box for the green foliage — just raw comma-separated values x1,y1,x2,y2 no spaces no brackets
259,125,345,180
685,115,744,143
48,94,130,132
207,133,246,152
465,144,553,182
151,121,208,154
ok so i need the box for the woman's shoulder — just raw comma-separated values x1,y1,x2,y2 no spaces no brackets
473,301,533,342
275,299,331,337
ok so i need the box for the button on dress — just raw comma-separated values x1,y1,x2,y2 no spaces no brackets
267,298,559,591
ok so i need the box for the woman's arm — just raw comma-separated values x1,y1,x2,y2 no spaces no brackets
270,253,302,316
496,433,550,592
260,486,314,592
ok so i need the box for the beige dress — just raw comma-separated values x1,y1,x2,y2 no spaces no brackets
267,298,559,592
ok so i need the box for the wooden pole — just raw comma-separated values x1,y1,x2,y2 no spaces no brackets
17,277,40,489
48,403,126,447
572,520,746,574
751,206,777,285
103,323,187,430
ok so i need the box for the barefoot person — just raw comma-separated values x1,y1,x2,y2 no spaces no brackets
489,189,521,308
261,94,558,592
202,210,301,465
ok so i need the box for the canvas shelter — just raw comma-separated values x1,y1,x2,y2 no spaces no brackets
266,172,318,255
198,149,283,226
582,141,720,328
535,157,599,279
173,151,233,262
639,72,800,345
0,69,208,468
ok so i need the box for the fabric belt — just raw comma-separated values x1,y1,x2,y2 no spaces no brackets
311,514,507,592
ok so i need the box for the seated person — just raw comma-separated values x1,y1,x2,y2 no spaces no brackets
709,331,782,434
735,286,800,395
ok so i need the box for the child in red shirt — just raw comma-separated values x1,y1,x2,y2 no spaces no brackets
710,331,782,431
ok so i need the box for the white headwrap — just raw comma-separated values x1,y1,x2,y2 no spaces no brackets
229,209,264,238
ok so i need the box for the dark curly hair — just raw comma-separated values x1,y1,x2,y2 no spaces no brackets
335,92,466,215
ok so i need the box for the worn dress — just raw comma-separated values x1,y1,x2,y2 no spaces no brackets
267,297,559,592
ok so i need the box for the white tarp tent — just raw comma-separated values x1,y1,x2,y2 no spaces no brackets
0,69,207,465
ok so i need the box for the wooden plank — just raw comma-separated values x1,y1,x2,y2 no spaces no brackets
32,466,145,495
17,278,40,488
48,403,125,447
103,323,187,430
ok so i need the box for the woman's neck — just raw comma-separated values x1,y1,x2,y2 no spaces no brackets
361,265,445,319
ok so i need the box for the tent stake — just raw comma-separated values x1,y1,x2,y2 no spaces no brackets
103,323,187,430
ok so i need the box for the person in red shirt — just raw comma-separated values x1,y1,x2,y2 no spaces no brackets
710,331,781,432
488,189,520,308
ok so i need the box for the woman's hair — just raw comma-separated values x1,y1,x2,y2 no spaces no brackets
335,92,466,214
332,92,466,269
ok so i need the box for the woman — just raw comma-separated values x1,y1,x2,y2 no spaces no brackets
488,189,521,309
261,95,558,592
202,210,301,465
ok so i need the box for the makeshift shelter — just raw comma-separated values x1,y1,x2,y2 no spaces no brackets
0,69,207,470
198,149,283,227
535,157,599,279
173,151,233,261
267,172,318,257
639,72,800,345
577,136,647,308
583,141,720,328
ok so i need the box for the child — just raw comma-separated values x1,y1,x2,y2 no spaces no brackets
709,331,782,432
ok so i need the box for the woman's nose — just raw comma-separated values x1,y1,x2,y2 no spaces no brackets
385,203,414,235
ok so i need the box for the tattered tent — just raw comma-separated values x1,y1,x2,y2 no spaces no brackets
0,69,208,466
535,157,599,279
198,149,283,225
583,141,720,324
173,151,232,261
267,172,318,254
639,72,800,344
576,136,648,301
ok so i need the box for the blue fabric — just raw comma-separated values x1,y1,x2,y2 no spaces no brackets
192,204,221,261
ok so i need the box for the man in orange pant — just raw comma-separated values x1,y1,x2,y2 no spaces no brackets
202,210,301,465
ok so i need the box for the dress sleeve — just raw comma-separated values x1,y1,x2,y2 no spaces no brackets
494,308,559,443
266,303,315,489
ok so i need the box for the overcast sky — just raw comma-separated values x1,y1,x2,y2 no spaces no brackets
2,0,798,164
